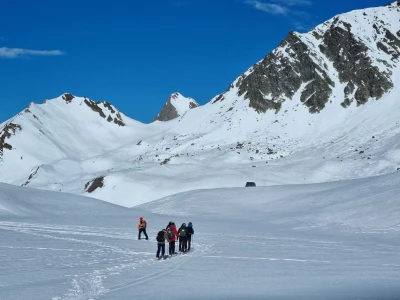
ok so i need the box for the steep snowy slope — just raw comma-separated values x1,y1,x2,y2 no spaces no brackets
0,3,399,207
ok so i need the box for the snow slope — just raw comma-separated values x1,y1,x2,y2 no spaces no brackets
0,3,400,207
1,172,400,299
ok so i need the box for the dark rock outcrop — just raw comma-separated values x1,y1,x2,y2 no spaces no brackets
237,32,334,114
0,123,22,161
84,99,107,118
375,28,400,60
84,99,126,126
154,100,179,121
320,20,394,107
85,176,105,193
62,93,75,103
153,100,179,122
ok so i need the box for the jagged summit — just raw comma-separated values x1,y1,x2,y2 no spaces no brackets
217,1,400,114
153,92,199,122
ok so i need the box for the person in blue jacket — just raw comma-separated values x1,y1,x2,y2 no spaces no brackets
186,222,194,251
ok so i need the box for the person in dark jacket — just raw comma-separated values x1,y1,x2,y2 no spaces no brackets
165,221,178,255
178,223,187,252
186,222,194,251
156,229,168,259
138,217,148,240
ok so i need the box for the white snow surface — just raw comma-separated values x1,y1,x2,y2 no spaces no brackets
1,172,400,300
0,3,400,207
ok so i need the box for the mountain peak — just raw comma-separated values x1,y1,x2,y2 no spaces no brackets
39,94,127,126
153,92,199,122
0,94,129,163
232,2,400,115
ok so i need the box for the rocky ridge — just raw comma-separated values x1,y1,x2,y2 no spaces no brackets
227,1,400,114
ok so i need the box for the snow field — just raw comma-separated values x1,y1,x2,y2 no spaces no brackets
1,170,400,299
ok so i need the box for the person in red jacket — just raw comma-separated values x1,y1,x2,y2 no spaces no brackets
138,217,148,240
165,221,178,255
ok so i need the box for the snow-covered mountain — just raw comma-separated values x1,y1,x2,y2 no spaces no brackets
153,92,199,122
0,2,400,207
235,2,400,114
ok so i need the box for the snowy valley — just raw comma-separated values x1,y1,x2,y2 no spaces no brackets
1,171,400,299
1,2,400,299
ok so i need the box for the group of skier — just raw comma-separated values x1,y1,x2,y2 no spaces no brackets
156,221,194,259
137,217,195,259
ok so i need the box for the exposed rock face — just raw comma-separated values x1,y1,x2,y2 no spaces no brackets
320,19,394,107
62,93,75,103
84,98,106,118
153,92,199,122
234,4,399,114
237,32,334,114
154,100,179,121
85,176,105,193
0,123,22,161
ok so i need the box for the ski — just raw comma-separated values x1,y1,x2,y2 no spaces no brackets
156,255,169,261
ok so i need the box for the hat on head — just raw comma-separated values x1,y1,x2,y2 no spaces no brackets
140,217,143,220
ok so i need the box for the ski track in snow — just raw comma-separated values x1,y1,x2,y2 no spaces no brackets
0,221,214,300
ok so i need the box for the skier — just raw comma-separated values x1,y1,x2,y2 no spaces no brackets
156,229,168,259
165,221,174,231
178,223,187,252
138,217,148,240
166,221,178,255
186,222,194,251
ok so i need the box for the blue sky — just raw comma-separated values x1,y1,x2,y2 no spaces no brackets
0,0,388,123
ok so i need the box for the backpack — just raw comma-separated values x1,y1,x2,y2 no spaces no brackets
179,227,187,238
187,226,193,235
156,231,164,242
167,228,175,240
